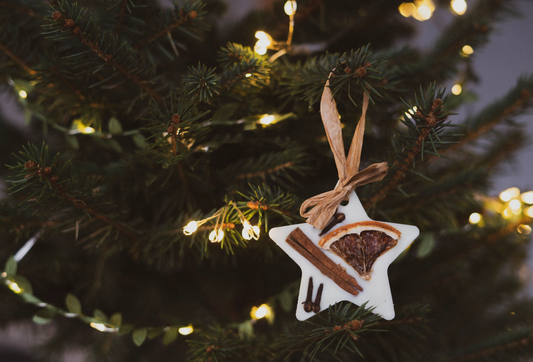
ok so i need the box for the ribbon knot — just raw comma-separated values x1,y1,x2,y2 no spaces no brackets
300,74,388,230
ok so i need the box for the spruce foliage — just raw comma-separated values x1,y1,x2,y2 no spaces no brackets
1,0,533,361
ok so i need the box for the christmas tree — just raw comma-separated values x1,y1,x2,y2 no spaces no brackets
1,0,533,360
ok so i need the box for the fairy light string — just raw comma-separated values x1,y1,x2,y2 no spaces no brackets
1,232,196,343
183,201,262,243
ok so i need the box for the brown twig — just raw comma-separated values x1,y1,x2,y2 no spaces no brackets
448,338,530,362
430,216,532,276
236,161,295,180
133,10,197,49
52,11,163,104
364,99,446,208
450,90,531,152
0,41,37,75
54,186,136,240
167,114,192,196
115,0,128,36
377,316,422,327
25,161,137,241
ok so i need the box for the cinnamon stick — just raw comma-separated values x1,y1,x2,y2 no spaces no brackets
286,228,363,295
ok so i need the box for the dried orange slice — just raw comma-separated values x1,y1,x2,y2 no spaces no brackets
319,221,401,280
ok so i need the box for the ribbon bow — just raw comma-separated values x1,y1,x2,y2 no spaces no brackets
300,73,389,230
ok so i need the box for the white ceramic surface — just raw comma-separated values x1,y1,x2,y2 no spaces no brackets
269,190,419,320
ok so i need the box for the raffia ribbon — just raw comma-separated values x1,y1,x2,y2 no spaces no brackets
300,73,389,230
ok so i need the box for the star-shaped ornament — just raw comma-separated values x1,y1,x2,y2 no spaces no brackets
269,190,419,321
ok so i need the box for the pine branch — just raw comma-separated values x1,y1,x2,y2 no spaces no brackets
364,85,452,208
8,143,137,241
0,41,36,75
133,10,198,50
451,76,533,150
445,332,533,362
50,10,163,103
115,0,129,36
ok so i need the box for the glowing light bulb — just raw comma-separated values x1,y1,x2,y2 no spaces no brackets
517,224,532,235
502,208,512,219
521,191,533,204
255,31,272,43
242,221,260,240
209,229,224,243
7,281,22,293
284,1,297,16
500,188,520,202
398,2,416,17
526,206,533,218
451,84,462,95
451,0,467,15
178,325,194,335
254,31,272,55
254,45,268,55
404,106,417,119
18,90,27,98
469,212,482,224
183,221,198,235
259,115,275,125
251,304,272,320
242,221,252,240
256,39,271,48
245,73,252,77
462,45,474,56
509,199,522,211
90,323,106,332
415,5,432,20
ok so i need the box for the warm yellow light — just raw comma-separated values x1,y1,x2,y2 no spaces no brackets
415,5,432,20
18,90,28,98
255,31,271,42
90,322,106,332
500,191,511,202
1,272,6,278
178,325,194,335
502,208,513,219
259,115,275,125
469,212,482,224
254,45,268,55
242,221,252,240
462,45,474,55
251,304,272,320
242,221,261,240
83,127,95,134
404,106,417,119
8,281,22,293
245,73,252,78
517,224,532,235
399,2,416,17
209,229,224,243
183,221,198,235
256,38,271,48
284,1,297,16
509,199,522,211
451,84,462,95
526,206,533,218
500,188,520,202
521,191,533,204
451,0,467,15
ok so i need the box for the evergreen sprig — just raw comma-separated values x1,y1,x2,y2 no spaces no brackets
284,45,388,106
277,303,382,360
183,63,220,103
